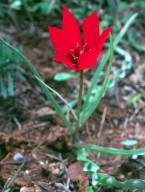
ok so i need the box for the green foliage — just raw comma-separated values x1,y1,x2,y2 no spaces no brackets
78,14,137,127
77,149,145,190
128,93,142,106
82,13,137,110
10,0,58,15
0,36,25,99
87,186,94,192
35,76,78,121
80,34,113,126
0,6,6,18
68,0,94,19
121,140,138,146
32,0,57,15
76,143,145,156
54,72,78,81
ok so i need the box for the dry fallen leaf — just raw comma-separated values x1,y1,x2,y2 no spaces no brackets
68,162,89,192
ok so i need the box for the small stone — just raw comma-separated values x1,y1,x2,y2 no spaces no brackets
36,107,56,121
124,86,132,95
34,185,42,192
52,168,60,175
13,153,24,161
20,187,34,192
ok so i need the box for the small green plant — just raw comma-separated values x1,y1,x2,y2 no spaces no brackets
0,36,25,99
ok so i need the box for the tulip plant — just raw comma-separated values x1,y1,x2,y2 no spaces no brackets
48,6,112,143
1,6,145,191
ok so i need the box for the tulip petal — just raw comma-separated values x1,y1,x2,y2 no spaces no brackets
54,55,77,70
62,6,82,50
48,26,64,55
96,26,112,55
78,48,99,70
82,11,100,48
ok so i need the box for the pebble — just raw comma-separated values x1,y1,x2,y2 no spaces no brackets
13,153,24,161
20,187,34,192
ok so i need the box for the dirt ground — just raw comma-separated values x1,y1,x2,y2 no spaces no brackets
1,11,145,192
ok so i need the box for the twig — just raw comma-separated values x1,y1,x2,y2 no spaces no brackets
0,161,25,165
129,108,139,121
45,153,60,161
55,183,70,192
37,182,53,192
13,117,22,130
33,122,50,129
86,122,93,142
123,116,129,129
97,107,107,138
45,153,71,191
59,154,70,179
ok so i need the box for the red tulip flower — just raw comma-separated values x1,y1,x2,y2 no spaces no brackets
48,6,112,70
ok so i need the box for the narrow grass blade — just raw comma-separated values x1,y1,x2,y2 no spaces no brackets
0,37,73,134
35,76,78,121
0,75,7,99
7,73,14,96
76,143,145,156
84,13,138,109
114,13,138,46
3,162,25,192
80,33,113,125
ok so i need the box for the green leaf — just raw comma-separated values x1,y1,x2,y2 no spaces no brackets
118,2,129,10
115,46,132,70
128,93,142,105
114,69,125,79
77,149,100,187
87,186,94,192
0,37,73,134
76,143,145,156
35,76,78,121
62,99,77,114
98,175,145,190
84,161,100,173
33,0,56,15
33,2,49,14
0,76,7,99
15,71,26,81
114,13,138,47
10,0,22,8
0,7,5,18
121,140,138,146
77,149,88,161
54,72,77,81
7,73,14,96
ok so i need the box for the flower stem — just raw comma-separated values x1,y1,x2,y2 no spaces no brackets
72,70,84,143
